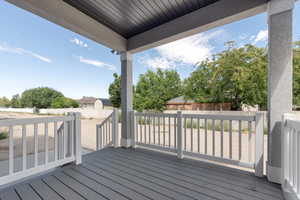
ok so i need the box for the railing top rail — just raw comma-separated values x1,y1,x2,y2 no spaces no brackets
135,112,177,117
0,115,75,126
96,113,113,127
179,113,255,121
135,111,256,121
285,119,300,130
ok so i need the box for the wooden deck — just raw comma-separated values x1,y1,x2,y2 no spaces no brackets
0,147,283,200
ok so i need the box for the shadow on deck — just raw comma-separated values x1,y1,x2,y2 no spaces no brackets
0,147,283,200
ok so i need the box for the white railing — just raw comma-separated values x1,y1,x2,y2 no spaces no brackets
282,114,300,200
134,112,178,153
0,112,81,186
96,108,118,150
133,111,264,177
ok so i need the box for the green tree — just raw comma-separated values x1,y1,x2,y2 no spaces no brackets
10,94,21,108
184,44,267,110
293,41,300,105
20,87,64,108
51,97,79,108
108,73,121,108
0,97,10,107
135,69,183,111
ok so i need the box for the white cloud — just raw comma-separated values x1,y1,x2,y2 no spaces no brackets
79,56,116,70
0,43,52,63
253,30,268,44
141,30,224,69
143,57,176,69
70,38,88,47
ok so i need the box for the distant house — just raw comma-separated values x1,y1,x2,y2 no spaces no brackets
166,96,231,111
77,96,112,109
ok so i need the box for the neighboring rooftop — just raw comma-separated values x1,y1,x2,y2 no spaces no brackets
77,97,112,107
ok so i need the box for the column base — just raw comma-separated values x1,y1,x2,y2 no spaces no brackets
121,138,134,148
267,164,281,184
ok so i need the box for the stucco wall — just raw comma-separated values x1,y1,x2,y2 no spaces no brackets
0,107,35,113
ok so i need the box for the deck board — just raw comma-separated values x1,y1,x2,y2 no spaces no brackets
14,184,41,200
97,148,281,200
0,147,284,200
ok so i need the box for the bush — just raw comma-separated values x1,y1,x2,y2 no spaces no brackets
21,87,64,108
0,97,10,108
51,97,79,108
0,131,8,140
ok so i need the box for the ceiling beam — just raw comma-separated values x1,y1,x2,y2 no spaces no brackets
127,0,268,53
5,0,127,52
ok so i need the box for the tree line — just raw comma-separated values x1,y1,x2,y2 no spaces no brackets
0,87,79,109
109,41,300,111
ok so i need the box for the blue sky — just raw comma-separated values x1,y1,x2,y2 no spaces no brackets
0,1,299,99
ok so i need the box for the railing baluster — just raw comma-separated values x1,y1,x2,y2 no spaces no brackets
63,121,67,159
191,117,193,152
70,119,74,157
158,116,161,145
248,121,252,163
103,120,106,147
296,130,300,194
163,115,166,147
22,125,27,171
293,128,296,186
54,122,58,161
141,116,143,143
44,122,49,164
174,117,177,148
289,128,293,181
205,118,207,155
184,117,187,151
106,120,108,145
239,120,242,160
9,126,13,174
212,119,215,156
148,115,151,144
197,118,200,153
153,115,156,144
144,115,147,144
168,116,171,148
34,123,38,167
229,120,232,159
221,120,223,158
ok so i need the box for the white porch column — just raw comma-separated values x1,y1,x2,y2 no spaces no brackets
120,52,134,148
267,0,294,183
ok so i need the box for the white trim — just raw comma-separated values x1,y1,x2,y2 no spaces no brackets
136,143,177,153
121,138,134,148
268,0,295,16
184,151,255,169
5,0,126,51
267,164,282,183
120,52,133,61
282,180,300,200
127,0,268,53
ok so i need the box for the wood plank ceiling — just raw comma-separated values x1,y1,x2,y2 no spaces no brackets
63,0,220,38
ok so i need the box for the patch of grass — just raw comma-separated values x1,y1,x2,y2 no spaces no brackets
0,131,8,140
